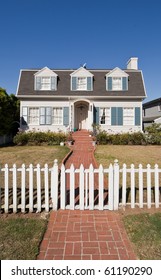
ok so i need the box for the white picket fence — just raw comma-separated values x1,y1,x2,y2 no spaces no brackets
0,159,161,213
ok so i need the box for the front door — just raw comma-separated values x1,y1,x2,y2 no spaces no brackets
75,104,88,130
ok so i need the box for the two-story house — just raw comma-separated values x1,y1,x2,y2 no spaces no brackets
16,57,146,133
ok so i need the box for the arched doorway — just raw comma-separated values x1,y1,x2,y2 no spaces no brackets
74,101,89,130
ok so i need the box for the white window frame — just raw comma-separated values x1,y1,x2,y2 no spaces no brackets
76,77,87,90
35,76,57,91
123,107,134,126
52,107,63,125
99,107,111,125
28,107,39,125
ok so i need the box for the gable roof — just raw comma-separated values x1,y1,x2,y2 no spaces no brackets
17,69,146,99
70,67,94,77
34,66,58,77
106,67,129,78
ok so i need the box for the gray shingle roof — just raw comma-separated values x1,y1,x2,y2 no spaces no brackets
17,69,146,98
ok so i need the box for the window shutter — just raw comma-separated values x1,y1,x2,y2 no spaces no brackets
111,107,116,125
72,77,77,90
135,107,141,125
35,77,41,90
93,107,99,125
22,107,28,125
87,77,92,91
118,107,123,125
51,77,57,90
63,107,69,126
46,107,52,124
107,77,112,90
40,107,46,125
122,77,127,90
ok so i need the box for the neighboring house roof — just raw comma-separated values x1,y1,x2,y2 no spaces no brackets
143,97,161,108
17,69,146,98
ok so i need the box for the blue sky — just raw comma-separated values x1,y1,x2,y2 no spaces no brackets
0,0,161,102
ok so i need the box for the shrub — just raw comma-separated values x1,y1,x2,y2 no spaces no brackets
13,131,67,146
96,131,146,145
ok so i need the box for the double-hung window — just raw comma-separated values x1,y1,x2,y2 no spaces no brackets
40,107,52,125
52,108,63,125
28,107,39,125
123,108,134,125
112,77,122,90
35,76,57,91
77,77,87,90
100,108,110,125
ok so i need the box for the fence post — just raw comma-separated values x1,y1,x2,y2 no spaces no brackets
51,159,59,210
113,159,119,210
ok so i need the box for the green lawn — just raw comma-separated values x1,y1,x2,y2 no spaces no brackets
123,212,161,259
0,216,47,259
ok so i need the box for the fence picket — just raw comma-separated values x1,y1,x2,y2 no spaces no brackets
29,164,34,212
131,164,135,208
154,164,159,208
12,164,17,213
147,164,151,208
21,164,26,213
89,164,94,210
98,164,104,210
44,164,49,212
108,164,113,210
113,160,119,210
139,164,143,208
60,164,66,209
36,164,41,212
122,164,127,207
4,164,9,213
70,164,75,210
79,164,85,210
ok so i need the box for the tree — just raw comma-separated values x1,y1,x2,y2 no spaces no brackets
0,88,20,136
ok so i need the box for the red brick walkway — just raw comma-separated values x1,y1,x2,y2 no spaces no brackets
37,130,137,260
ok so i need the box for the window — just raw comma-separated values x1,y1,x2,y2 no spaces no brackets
52,108,63,125
107,77,128,91
35,76,57,91
22,107,28,123
112,77,122,90
40,107,52,125
41,77,51,90
71,76,93,91
28,107,39,125
123,108,134,125
77,77,87,90
100,108,110,125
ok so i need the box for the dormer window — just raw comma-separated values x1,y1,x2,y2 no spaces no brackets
106,67,129,91
70,67,94,91
34,67,58,91
77,77,87,90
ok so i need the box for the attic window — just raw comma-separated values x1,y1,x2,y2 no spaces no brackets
107,77,128,91
35,76,57,91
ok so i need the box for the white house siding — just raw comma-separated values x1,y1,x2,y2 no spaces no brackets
20,100,70,132
20,99,142,133
93,100,142,133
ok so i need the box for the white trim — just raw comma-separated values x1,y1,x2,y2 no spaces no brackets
70,66,94,77
34,67,58,77
106,67,129,77
16,70,22,96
